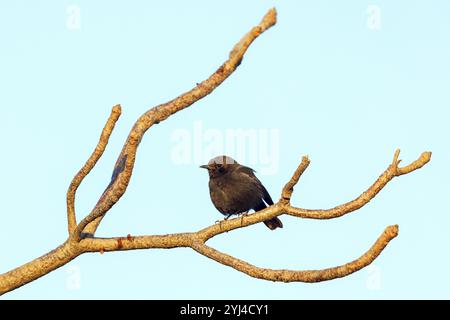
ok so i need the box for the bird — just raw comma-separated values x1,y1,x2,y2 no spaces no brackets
200,155,283,230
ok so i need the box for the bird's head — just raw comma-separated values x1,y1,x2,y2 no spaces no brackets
200,155,239,178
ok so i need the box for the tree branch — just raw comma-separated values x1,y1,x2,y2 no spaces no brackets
73,8,278,241
0,8,432,296
285,149,432,219
281,156,310,202
191,225,398,283
66,105,121,234
0,149,430,295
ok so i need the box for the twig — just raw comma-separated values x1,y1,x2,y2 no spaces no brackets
191,225,399,282
285,150,432,219
66,105,121,234
281,156,310,202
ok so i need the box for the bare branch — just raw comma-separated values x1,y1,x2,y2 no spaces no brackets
397,151,432,175
0,241,82,295
285,149,432,219
66,105,121,234
0,150,429,295
73,8,278,241
0,8,432,296
281,156,310,202
191,225,398,283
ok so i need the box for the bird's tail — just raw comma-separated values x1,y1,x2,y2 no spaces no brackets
254,202,283,230
263,217,283,230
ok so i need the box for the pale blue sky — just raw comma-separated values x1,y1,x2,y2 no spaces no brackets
1,1,449,299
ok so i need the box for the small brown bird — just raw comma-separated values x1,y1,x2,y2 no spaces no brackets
200,155,283,230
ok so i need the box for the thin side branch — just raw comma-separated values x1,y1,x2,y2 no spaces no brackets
0,8,432,296
285,150,432,219
73,8,278,241
191,225,398,283
396,150,432,175
66,105,121,234
281,156,310,202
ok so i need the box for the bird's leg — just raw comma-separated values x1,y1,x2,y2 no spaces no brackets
215,214,233,230
215,214,232,224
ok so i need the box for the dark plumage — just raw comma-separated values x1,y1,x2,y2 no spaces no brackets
200,155,283,230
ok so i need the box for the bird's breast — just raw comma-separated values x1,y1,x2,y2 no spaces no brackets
208,175,263,214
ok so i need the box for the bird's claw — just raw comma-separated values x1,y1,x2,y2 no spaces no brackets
239,212,249,226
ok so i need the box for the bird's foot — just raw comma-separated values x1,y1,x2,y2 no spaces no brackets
239,212,249,226
215,219,224,231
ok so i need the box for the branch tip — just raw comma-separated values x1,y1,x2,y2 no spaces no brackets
280,155,311,202
112,104,122,114
396,151,432,176
386,224,399,238
260,8,277,30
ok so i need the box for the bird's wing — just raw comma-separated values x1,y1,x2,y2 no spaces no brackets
235,165,256,176
236,165,274,206
260,183,274,206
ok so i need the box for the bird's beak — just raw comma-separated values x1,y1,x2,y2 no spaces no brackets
199,165,209,169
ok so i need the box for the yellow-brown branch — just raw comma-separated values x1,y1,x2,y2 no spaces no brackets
74,8,278,240
191,225,398,283
0,8,432,297
66,105,121,234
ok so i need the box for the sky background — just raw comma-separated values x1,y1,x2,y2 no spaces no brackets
0,1,449,299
